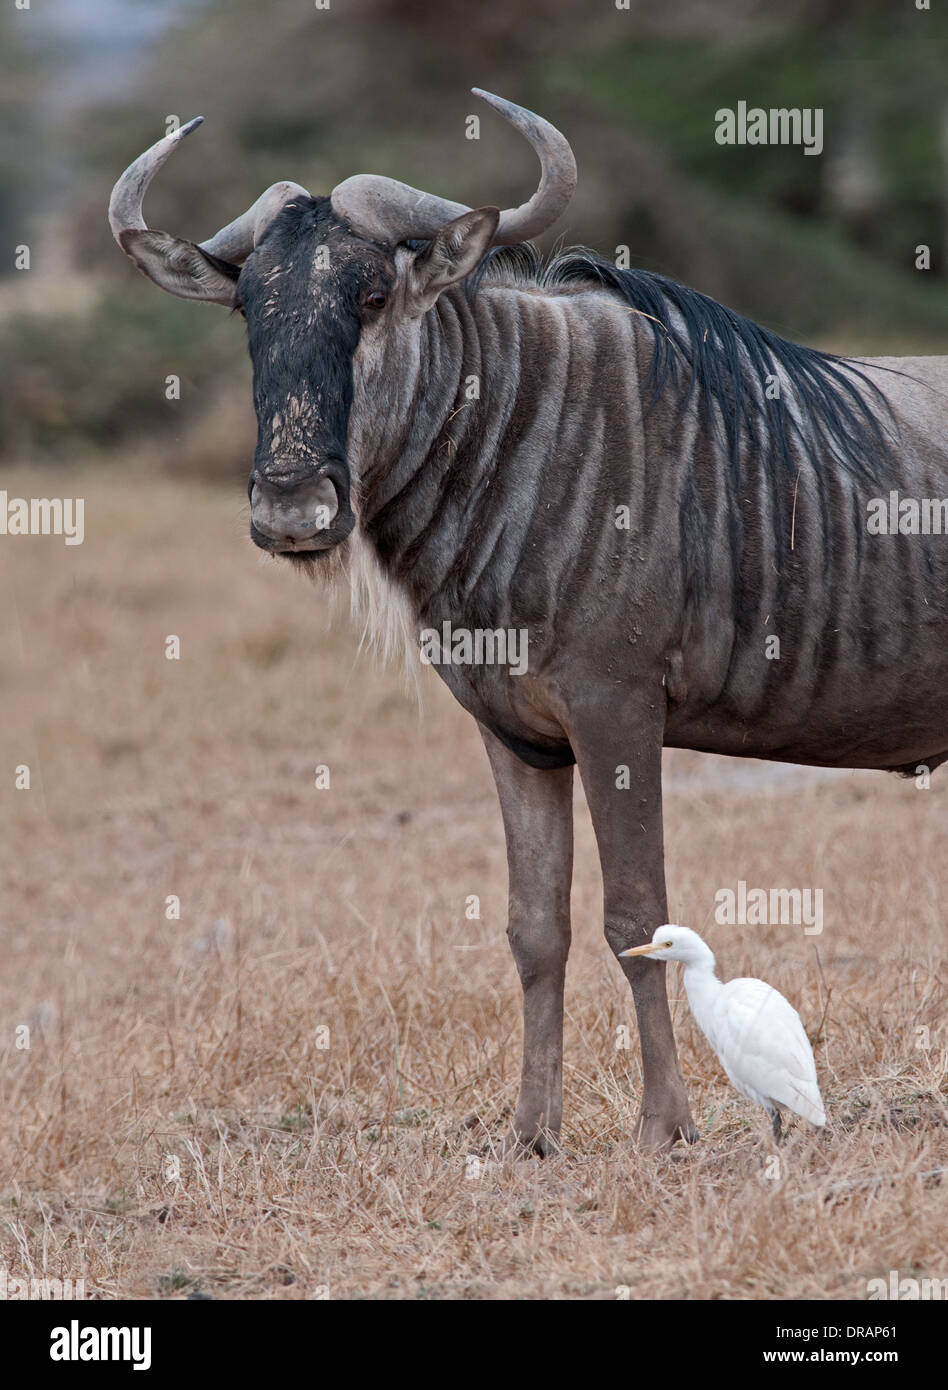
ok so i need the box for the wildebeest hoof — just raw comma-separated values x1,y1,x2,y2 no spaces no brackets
502,1126,561,1159
636,1108,698,1151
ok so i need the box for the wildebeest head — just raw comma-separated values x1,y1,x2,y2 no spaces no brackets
109,91,576,561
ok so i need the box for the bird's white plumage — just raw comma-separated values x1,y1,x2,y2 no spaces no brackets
699,976,825,1124
620,925,826,1129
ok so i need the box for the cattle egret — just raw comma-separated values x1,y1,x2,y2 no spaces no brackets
620,925,826,1137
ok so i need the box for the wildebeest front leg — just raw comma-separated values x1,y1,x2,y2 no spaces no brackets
479,724,573,1156
572,707,697,1150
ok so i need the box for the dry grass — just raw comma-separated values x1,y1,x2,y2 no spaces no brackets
0,463,945,1300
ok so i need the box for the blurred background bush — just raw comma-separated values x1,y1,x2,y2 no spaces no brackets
1,0,946,481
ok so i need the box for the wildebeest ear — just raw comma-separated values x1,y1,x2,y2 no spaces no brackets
117,229,240,305
407,207,500,314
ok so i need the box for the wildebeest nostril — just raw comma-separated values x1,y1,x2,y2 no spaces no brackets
250,474,340,544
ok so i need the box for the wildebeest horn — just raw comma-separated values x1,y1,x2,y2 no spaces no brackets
330,89,577,246
108,117,309,265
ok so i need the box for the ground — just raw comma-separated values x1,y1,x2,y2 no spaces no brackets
0,464,945,1300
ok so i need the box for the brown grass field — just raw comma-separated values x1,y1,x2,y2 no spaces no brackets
1,462,945,1301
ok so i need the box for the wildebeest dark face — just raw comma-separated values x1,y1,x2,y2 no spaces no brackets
235,198,505,565
107,93,574,562
235,197,394,560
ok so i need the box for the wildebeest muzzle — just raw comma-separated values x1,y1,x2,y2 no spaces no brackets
249,459,355,553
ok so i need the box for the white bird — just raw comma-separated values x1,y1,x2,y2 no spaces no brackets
620,925,826,1138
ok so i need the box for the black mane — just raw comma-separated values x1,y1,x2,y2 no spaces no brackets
468,243,895,484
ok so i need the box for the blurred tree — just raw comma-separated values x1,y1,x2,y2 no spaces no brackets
0,8,42,263
3,0,948,470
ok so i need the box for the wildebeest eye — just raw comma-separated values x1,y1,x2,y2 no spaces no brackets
365,291,387,310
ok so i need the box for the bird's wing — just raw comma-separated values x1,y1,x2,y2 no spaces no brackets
715,978,826,1125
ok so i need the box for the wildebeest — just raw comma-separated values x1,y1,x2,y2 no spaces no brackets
110,91,948,1152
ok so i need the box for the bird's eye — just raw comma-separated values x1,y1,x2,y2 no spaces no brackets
365,291,387,310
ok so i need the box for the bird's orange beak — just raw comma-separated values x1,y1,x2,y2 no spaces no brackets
618,943,663,957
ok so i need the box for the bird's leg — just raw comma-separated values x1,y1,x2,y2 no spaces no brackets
771,1109,783,1144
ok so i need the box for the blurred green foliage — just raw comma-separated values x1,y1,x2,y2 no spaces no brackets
0,291,247,460
563,19,945,263
1,0,947,471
